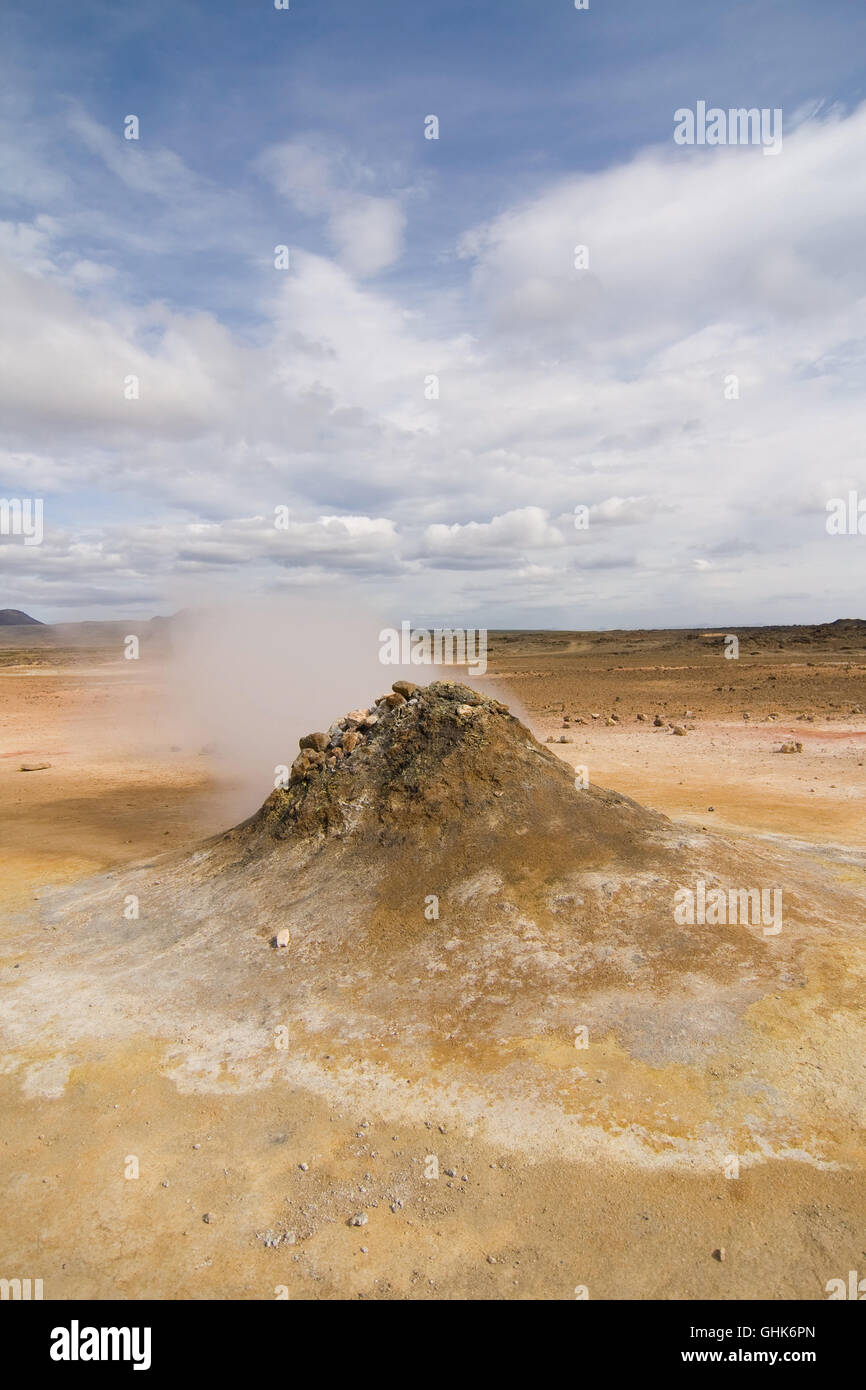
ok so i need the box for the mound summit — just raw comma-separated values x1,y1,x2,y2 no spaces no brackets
252,679,660,853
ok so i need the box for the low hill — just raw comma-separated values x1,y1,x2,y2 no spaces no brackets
0,609,43,626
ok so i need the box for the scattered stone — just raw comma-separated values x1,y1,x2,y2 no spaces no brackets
202,1213,211,1223
291,749,325,782
653,715,664,727
299,1162,308,1171
609,712,619,722
341,730,363,754
778,741,803,754
671,726,686,736
275,929,290,948
558,734,572,743
299,732,328,752
19,762,51,772
636,713,646,721
713,1247,726,1263
381,692,406,709
348,1212,368,1227
392,680,419,698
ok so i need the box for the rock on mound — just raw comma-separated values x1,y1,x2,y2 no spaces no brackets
251,679,660,850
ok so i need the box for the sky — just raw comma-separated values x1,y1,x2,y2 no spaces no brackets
1,0,865,628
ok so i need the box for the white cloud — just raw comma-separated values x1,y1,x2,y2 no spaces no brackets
327,195,406,277
259,137,406,276
421,507,565,564
3,103,866,624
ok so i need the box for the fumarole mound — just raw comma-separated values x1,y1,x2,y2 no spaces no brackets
249,678,660,853
16,679,866,1167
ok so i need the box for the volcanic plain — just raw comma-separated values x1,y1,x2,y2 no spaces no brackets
1,620,864,1300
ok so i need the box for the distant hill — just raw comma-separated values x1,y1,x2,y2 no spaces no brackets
0,614,175,651
0,609,43,626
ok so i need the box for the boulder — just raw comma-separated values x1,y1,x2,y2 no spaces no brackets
299,732,328,752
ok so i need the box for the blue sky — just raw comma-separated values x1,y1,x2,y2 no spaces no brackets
1,0,865,625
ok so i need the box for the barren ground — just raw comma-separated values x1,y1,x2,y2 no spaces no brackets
1,626,865,1300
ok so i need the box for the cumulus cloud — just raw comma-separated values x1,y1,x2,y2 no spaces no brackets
3,99,866,625
420,507,566,566
258,136,406,276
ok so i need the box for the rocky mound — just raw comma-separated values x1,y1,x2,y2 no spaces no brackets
251,679,660,852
